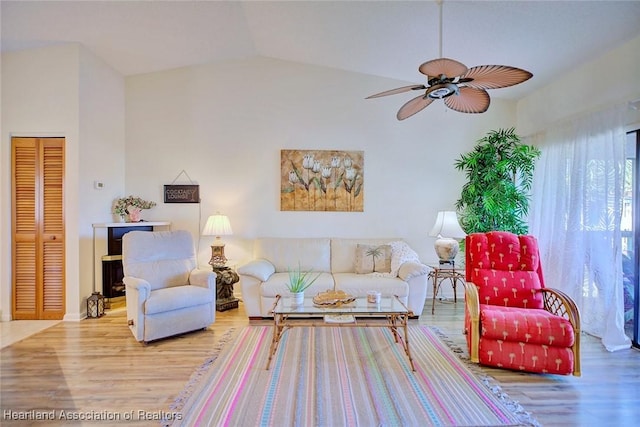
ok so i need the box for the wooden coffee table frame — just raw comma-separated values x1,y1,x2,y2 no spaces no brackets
266,294,416,371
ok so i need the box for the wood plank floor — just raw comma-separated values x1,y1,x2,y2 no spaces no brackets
1,298,639,426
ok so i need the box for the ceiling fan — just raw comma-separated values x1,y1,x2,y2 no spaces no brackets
366,1,532,120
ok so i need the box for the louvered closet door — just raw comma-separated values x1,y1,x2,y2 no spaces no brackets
12,137,65,320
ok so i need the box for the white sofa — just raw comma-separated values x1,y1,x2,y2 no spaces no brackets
238,238,430,318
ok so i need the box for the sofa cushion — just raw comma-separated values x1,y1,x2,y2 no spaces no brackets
478,338,574,375
260,272,335,298
145,285,214,315
466,232,545,310
480,305,575,347
387,240,421,277
467,232,540,273
330,238,396,273
355,244,392,273
333,273,408,298
473,270,544,309
255,238,331,273
237,259,276,281
123,230,198,291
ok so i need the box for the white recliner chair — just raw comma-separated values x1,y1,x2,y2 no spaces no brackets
122,230,216,343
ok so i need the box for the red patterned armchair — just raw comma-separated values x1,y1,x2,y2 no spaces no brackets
464,232,581,376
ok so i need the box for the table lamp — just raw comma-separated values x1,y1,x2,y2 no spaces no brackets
428,211,466,265
203,212,233,268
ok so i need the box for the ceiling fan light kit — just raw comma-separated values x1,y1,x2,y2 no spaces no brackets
426,82,458,99
367,1,532,119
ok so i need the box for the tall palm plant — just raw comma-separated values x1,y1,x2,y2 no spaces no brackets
454,128,541,235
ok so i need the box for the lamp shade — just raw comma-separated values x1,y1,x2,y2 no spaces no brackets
428,211,466,239
202,213,233,237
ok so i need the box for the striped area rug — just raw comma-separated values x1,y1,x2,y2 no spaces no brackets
167,325,534,426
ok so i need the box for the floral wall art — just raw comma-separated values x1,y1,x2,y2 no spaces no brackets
281,149,364,212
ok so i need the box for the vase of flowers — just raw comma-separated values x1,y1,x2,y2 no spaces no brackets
112,195,157,222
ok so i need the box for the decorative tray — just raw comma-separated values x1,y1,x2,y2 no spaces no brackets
313,290,356,307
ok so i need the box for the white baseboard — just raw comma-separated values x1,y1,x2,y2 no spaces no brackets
63,312,83,322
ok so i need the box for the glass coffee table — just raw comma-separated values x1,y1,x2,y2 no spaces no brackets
266,294,415,371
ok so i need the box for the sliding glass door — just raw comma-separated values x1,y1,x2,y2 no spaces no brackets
624,129,639,348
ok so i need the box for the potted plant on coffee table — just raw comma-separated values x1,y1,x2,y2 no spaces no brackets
286,262,321,304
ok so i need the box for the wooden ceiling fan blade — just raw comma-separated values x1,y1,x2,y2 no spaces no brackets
366,84,427,99
444,87,490,113
461,65,533,90
396,94,435,120
418,58,468,78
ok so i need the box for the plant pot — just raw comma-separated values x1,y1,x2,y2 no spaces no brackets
291,291,304,305
127,207,142,222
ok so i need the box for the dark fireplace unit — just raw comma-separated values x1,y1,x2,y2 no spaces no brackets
101,225,152,298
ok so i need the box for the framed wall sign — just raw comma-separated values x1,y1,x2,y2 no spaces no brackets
164,184,200,203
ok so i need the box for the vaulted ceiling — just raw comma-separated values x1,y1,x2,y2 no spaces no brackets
2,1,640,100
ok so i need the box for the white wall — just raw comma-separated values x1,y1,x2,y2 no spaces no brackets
1,44,125,321
518,34,640,135
125,57,517,269
78,47,126,317
1,44,80,321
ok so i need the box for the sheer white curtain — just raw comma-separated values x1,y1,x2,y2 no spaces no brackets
527,104,631,351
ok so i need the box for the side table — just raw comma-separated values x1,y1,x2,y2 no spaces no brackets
428,264,465,314
212,266,240,311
